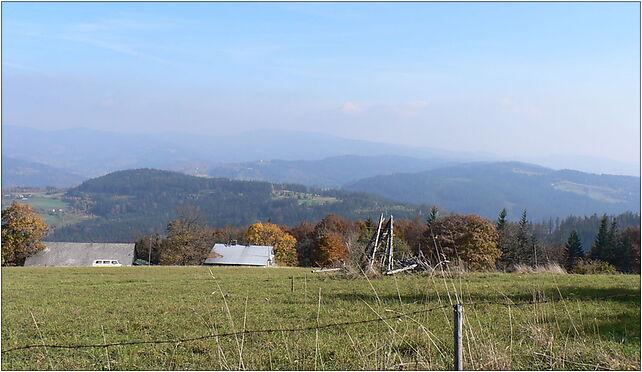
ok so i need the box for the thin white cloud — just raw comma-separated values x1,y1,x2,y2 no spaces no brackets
407,100,429,108
2,62,47,75
341,101,362,114
9,19,175,64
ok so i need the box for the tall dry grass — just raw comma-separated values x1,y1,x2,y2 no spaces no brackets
513,263,567,274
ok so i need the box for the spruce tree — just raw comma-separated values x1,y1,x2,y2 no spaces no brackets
426,206,439,227
615,230,633,272
364,216,375,231
606,219,620,265
495,208,512,270
564,230,584,272
496,208,507,230
591,215,610,262
516,210,530,264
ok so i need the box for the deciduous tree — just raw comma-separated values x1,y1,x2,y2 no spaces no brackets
427,214,500,270
2,201,48,266
313,231,347,267
286,221,315,266
247,222,298,266
160,206,213,265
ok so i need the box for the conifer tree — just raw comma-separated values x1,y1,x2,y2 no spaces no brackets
495,208,513,270
496,208,507,230
606,219,620,264
516,210,530,264
564,230,584,272
591,215,611,262
426,206,439,227
614,230,633,272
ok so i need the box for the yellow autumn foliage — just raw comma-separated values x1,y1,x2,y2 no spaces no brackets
2,201,48,266
429,214,500,270
247,222,298,266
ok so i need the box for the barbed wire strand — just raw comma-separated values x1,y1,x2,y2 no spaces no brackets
2,293,637,354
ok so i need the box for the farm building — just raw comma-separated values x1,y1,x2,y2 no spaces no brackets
24,242,135,267
204,243,275,267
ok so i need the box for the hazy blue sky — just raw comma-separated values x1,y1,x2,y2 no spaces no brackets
3,2,640,163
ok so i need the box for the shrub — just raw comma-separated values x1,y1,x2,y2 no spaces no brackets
572,259,617,274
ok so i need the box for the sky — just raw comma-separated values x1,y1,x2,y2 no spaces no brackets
2,2,640,164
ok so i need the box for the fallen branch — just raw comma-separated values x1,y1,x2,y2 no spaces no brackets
311,268,343,273
385,264,418,275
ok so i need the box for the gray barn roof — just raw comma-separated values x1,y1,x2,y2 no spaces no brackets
24,242,135,267
204,244,275,266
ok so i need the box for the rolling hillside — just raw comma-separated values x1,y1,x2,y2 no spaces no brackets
209,155,455,187
49,169,420,242
345,162,640,221
1,157,86,188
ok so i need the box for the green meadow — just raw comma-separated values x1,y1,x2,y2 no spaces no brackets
1,267,639,370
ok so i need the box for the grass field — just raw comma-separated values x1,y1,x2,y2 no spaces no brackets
1,267,639,370
2,193,90,229
1,193,69,211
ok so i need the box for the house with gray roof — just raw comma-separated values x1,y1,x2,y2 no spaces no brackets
24,242,135,267
204,243,275,267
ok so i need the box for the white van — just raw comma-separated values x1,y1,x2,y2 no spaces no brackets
92,259,122,267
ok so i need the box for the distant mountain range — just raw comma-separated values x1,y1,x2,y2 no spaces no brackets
2,125,488,180
345,162,640,221
3,125,639,223
4,125,638,186
1,157,87,188
208,155,456,187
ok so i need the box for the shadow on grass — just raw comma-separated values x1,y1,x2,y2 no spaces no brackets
328,284,640,344
326,285,640,308
578,310,641,343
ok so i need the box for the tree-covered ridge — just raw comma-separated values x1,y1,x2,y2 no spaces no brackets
345,161,640,221
51,169,419,242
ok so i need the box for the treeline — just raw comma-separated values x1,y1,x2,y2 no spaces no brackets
495,209,640,273
135,207,640,273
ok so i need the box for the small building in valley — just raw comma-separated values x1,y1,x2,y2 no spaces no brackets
24,242,136,267
204,243,275,267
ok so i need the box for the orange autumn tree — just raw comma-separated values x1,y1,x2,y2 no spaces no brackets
2,201,48,266
247,222,298,266
314,232,347,268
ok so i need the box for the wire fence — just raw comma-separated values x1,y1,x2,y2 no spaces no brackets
3,293,637,354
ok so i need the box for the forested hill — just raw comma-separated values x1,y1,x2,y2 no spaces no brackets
345,162,640,221
50,169,419,242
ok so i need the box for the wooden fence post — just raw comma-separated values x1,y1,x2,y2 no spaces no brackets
454,304,463,371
